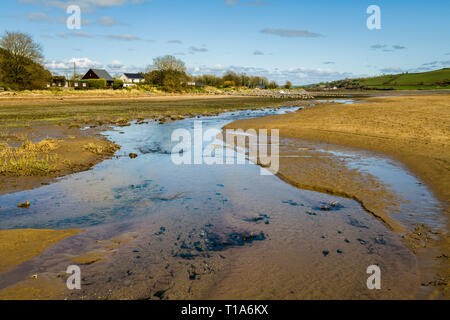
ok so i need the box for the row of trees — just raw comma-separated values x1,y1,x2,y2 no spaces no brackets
0,31,294,91
191,71,282,89
143,56,293,91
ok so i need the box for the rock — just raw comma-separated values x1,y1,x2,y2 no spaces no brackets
129,153,138,159
330,201,340,207
17,201,30,209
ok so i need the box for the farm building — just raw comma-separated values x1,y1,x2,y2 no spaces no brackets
119,73,145,83
81,69,114,87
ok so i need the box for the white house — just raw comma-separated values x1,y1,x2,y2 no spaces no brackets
119,73,145,83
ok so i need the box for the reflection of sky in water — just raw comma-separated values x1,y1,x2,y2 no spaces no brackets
316,99,357,104
0,107,301,230
320,148,443,229
0,101,443,233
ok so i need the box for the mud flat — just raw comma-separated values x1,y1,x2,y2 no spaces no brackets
0,99,447,300
0,106,423,300
225,94,450,298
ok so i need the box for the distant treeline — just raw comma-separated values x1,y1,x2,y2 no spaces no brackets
0,31,293,92
190,72,282,89
142,55,289,91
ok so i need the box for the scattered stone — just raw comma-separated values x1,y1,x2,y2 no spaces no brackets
129,153,138,159
174,253,199,260
374,235,386,245
206,231,266,251
357,238,367,245
348,218,369,229
330,201,341,208
317,201,344,211
322,251,330,256
282,200,301,206
17,201,30,209
155,227,166,236
153,289,167,300
244,213,270,224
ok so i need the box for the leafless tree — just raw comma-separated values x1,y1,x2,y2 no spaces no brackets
153,55,186,73
0,31,43,63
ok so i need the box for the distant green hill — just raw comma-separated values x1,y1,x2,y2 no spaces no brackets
308,68,450,90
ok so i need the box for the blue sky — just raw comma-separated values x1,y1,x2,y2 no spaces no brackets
1,0,449,84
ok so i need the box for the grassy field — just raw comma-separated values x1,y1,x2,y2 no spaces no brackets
304,68,450,90
358,68,450,90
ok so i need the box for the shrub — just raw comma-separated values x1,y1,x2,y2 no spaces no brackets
113,79,124,90
223,80,235,88
86,79,106,89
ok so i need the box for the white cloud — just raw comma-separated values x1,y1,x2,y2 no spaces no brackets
370,44,387,49
224,0,239,6
22,0,148,13
379,67,405,74
106,34,140,41
57,31,94,38
190,46,208,53
107,60,124,69
261,28,323,38
45,57,103,74
246,1,270,6
27,12,53,22
97,16,118,26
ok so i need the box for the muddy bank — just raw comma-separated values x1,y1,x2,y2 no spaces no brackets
225,94,449,298
0,105,424,300
0,125,119,196
226,95,449,211
0,229,81,275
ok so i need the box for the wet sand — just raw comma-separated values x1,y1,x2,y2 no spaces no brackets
226,95,449,212
0,99,447,300
225,94,450,298
0,229,81,275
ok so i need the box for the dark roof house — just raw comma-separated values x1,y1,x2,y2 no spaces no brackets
124,73,144,80
81,69,114,86
119,73,145,83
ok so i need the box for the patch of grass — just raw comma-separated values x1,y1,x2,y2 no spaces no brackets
0,130,27,143
83,142,116,155
0,140,59,176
